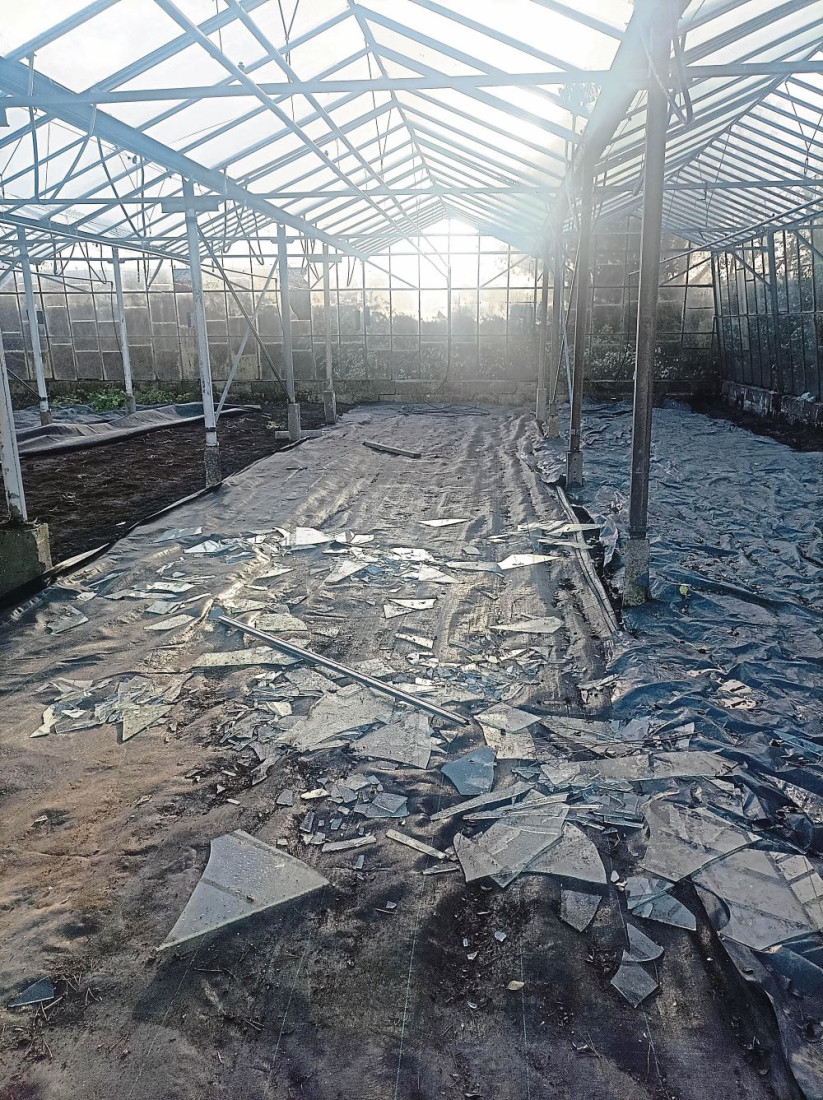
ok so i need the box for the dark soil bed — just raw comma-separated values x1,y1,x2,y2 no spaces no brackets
1,403,336,562
688,393,823,451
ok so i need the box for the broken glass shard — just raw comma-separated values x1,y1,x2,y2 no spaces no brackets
525,824,606,889
325,560,368,584
491,617,562,635
353,711,432,768
159,830,328,951
625,924,663,963
193,647,294,668
9,979,55,1008
693,849,823,950
642,800,754,882
442,747,496,796
626,875,696,930
286,687,394,752
610,957,658,1007
255,611,308,633
145,614,193,633
420,519,467,527
430,780,533,822
355,792,408,819
46,605,89,634
560,889,601,931
496,554,556,570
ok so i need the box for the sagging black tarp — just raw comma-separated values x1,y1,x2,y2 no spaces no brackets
16,402,251,457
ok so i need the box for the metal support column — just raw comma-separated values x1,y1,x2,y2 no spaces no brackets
547,238,564,438
17,228,51,426
766,231,785,393
278,223,301,441
183,181,221,487
322,242,337,424
623,0,673,607
535,261,550,425
566,165,594,487
111,248,136,415
0,330,26,523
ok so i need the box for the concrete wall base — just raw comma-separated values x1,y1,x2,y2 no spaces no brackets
287,401,302,441
0,521,52,598
204,444,222,487
566,450,584,487
722,381,823,428
623,536,651,607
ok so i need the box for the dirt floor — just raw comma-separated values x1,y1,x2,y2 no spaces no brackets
1,403,333,563
0,405,793,1100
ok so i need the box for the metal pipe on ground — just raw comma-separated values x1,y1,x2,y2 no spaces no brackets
214,613,469,725
623,0,675,607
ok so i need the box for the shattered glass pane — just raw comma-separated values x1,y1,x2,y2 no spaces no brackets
560,889,601,931
353,711,432,769
642,800,754,882
442,747,496,796
159,830,328,951
610,957,658,1007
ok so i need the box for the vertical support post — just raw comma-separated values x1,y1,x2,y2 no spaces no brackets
623,0,672,607
17,228,50,426
322,243,337,424
0,329,26,523
547,237,564,438
766,230,785,393
278,223,301,441
111,248,136,414
710,251,727,382
566,165,595,486
535,261,550,425
183,180,221,487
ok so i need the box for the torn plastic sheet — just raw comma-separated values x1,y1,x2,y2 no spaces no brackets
693,849,823,950
159,830,328,951
610,956,658,1006
642,800,755,882
442,747,496,796
353,711,432,769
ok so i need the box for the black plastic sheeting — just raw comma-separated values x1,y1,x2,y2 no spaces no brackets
535,400,823,1095
15,402,250,456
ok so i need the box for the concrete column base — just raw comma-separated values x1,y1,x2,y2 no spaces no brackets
535,386,547,424
287,401,302,442
124,394,137,415
204,443,222,488
0,521,52,599
566,449,584,487
622,535,650,607
39,408,52,426
546,405,559,439
323,389,337,425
